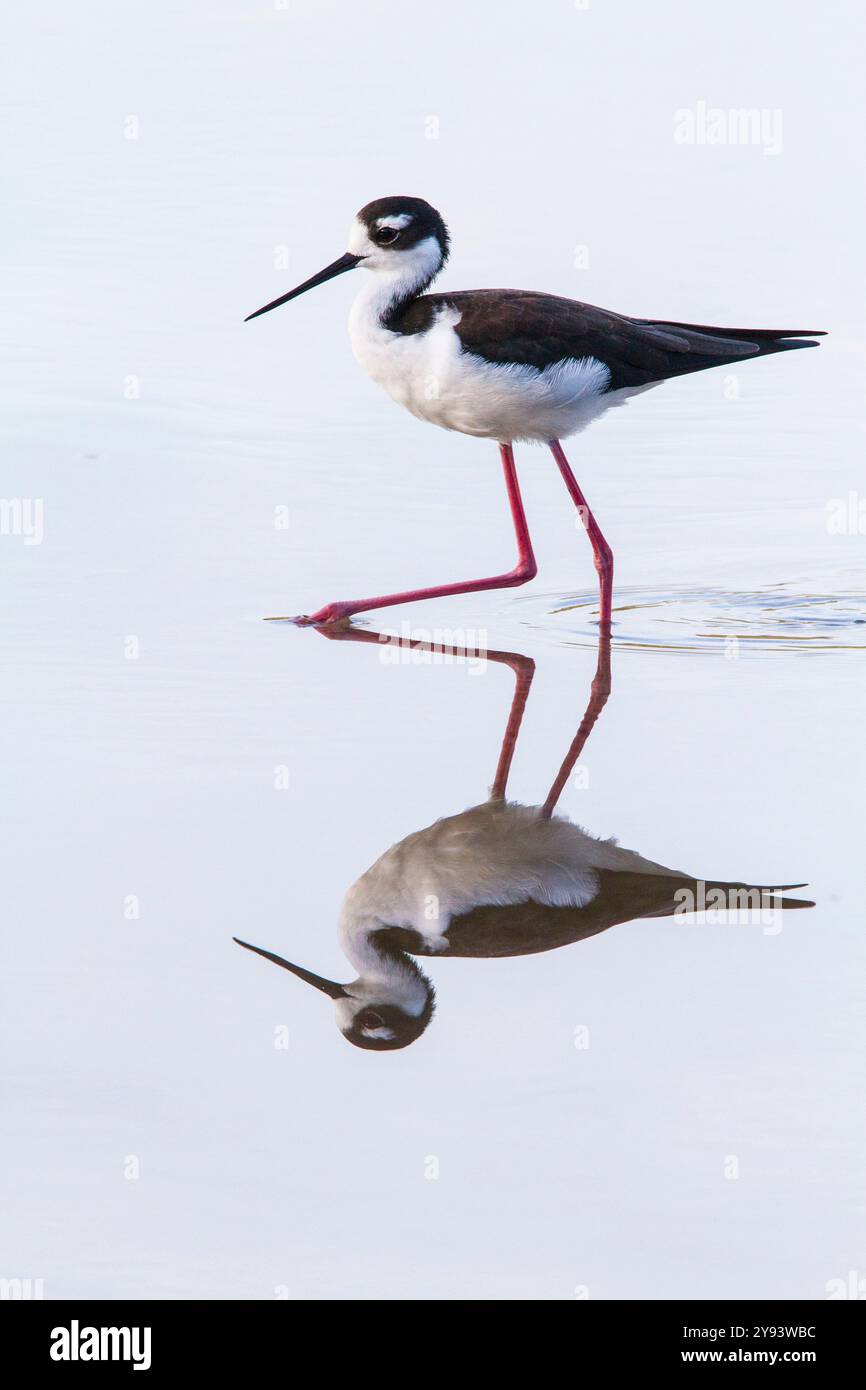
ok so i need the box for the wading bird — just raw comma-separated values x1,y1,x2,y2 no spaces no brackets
234,629,812,1050
246,196,823,630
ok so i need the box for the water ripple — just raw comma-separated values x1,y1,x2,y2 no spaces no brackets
518,585,866,655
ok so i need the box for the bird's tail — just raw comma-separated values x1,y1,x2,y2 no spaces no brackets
644,877,815,918
639,319,825,376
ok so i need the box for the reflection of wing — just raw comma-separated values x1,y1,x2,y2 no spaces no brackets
373,874,813,961
344,802,679,943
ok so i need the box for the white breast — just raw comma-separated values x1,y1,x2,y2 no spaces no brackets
348,279,639,443
339,800,680,959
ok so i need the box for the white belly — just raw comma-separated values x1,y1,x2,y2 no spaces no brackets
349,295,630,444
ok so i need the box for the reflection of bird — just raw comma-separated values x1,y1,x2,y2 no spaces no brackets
247,195,823,630
235,630,812,1051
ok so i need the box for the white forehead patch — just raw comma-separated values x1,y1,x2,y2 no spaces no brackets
363,1025,396,1040
376,213,413,230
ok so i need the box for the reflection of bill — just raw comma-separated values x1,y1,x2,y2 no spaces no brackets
235,628,812,1050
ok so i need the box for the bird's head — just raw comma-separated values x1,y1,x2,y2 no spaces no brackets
349,196,449,278
233,937,435,1051
335,991,436,1051
245,196,449,322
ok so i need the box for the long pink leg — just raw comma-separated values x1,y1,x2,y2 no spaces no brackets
289,443,537,626
540,631,611,819
548,439,613,630
489,652,536,801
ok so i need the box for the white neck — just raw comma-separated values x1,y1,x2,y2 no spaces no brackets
338,912,430,1016
350,235,443,326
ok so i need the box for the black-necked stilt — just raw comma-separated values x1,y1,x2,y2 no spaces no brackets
234,629,812,1050
246,196,823,631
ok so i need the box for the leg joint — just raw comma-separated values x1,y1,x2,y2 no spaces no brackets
507,556,537,584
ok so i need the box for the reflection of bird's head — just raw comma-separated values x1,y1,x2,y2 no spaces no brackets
233,937,435,1052
335,989,436,1051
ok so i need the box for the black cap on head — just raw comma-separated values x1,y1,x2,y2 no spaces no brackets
356,196,450,263
341,991,437,1051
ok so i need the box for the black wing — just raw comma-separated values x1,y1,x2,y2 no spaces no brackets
390,289,824,391
371,873,813,961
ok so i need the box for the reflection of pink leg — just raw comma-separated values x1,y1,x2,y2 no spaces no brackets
290,443,537,626
548,439,613,630
308,623,535,801
490,653,536,800
540,633,611,819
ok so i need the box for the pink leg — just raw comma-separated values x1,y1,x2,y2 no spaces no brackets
540,631,611,819
489,652,536,801
290,443,537,626
548,439,613,630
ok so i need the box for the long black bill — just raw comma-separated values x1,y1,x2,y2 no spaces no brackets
244,251,361,322
233,937,347,998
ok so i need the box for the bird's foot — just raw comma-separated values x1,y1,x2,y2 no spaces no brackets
264,601,355,627
298,600,356,627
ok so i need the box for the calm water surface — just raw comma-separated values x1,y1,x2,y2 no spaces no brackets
2,1,864,1299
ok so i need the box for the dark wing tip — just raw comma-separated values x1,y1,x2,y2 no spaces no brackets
761,883,816,909
776,336,824,347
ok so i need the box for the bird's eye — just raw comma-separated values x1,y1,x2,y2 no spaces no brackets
377,226,399,245
361,1010,385,1028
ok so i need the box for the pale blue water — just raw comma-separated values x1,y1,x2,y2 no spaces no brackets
2,0,864,1300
